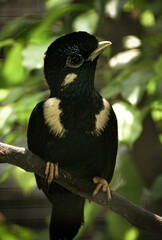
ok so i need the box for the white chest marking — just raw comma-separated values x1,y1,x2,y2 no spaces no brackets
44,98,66,138
62,73,77,87
93,98,110,135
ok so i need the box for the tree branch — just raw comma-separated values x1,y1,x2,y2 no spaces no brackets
0,142,162,235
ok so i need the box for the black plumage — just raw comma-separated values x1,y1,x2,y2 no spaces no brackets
27,31,118,240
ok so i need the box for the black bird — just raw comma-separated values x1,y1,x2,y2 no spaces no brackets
27,31,118,240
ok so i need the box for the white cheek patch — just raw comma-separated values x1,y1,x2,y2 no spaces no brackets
93,98,110,135
62,73,77,87
44,98,67,138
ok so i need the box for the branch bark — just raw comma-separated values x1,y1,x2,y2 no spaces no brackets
0,142,162,235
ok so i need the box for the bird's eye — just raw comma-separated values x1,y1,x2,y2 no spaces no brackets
66,54,84,68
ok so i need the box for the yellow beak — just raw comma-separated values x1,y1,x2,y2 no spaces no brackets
88,41,112,61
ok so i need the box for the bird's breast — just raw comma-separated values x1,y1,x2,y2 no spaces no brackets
43,97,110,138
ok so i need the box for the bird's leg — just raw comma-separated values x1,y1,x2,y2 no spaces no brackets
92,176,111,200
45,162,59,183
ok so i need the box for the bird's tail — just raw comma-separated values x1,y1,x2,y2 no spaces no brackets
49,184,85,240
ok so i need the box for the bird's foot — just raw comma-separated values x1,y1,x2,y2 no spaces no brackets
45,162,59,184
92,176,111,200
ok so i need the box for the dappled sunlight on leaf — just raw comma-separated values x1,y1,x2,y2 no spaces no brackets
0,89,9,103
123,35,141,49
46,0,73,9
0,106,17,136
73,10,99,34
121,69,154,105
22,43,49,70
124,227,139,240
1,43,28,85
140,10,155,27
151,102,162,122
126,86,141,105
109,49,141,68
147,76,157,95
113,102,142,146
105,0,119,19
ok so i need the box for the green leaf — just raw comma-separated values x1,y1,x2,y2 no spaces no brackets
121,69,154,105
46,0,73,9
0,224,35,240
124,228,139,240
0,166,14,184
0,38,15,48
140,10,155,27
101,70,131,99
0,16,37,41
4,127,25,145
151,100,162,122
20,90,49,107
116,152,144,204
154,55,162,78
12,167,36,195
0,106,17,136
1,43,27,86
107,211,139,240
1,87,25,105
0,225,18,240
101,81,121,99
151,175,162,202
30,4,89,41
22,43,49,70
0,89,9,103
73,10,99,34
113,102,142,146
147,75,157,95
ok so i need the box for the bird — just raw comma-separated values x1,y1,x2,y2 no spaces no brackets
27,31,118,240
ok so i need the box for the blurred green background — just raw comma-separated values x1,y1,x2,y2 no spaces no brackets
0,0,162,239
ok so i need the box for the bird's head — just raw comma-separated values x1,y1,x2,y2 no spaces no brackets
44,31,111,98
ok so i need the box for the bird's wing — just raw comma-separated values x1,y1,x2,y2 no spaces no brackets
27,101,48,189
103,104,118,183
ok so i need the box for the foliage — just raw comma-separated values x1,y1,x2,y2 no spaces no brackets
0,0,162,239
107,212,139,240
0,224,49,240
150,174,162,202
